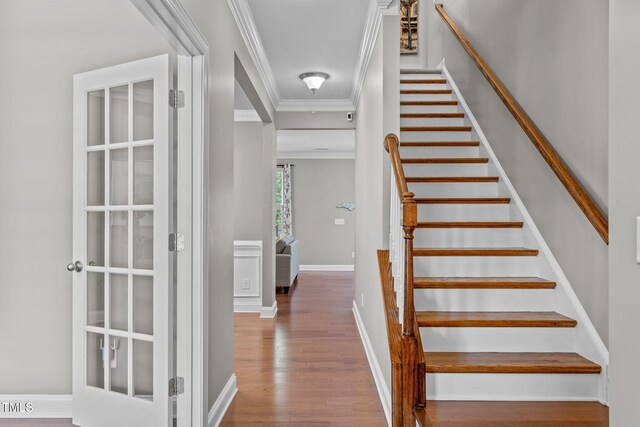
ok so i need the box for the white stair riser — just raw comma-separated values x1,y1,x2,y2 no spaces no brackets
426,373,600,401
414,288,551,311
408,182,499,198
401,105,460,114
414,256,539,277
401,93,454,102
401,83,449,91
413,228,523,248
401,131,472,142
404,163,488,177
401,73,443,80
400,146,479,158
418,204,511,222
401,117,465,127
420,327,576,353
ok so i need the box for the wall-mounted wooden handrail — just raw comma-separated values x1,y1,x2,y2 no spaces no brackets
435,4,609,244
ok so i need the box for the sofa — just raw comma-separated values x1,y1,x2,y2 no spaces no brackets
276,235,300,294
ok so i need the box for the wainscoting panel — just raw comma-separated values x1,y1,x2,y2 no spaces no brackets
234,241,262,312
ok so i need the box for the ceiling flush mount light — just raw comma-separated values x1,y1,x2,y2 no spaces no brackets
299,72,329,94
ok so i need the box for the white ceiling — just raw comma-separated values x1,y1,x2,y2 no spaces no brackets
246,0,370,104
277,129,355,159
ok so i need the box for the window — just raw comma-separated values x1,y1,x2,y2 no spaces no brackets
275,166,284,236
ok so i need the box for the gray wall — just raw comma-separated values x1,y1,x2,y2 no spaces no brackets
276,112,356,130
0,0,171,395
178,0,277,409
609,0,640,423
353,13,399,398
234,122,264,240
278,159,356,266
427,0,609,344
0,0,278,408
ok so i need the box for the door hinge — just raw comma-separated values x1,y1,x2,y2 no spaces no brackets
169,89,185,109
169,376,184,397
169,233,185,252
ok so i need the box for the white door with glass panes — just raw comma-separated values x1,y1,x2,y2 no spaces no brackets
71,54,175,427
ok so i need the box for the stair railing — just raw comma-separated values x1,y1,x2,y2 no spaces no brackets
435,3,609,244
385,133,427,426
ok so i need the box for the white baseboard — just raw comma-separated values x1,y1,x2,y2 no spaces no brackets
260,301,278,318
0,395,72,418
233,299,262,313
352,301,392,426
300,264,355,271
207,374,238,427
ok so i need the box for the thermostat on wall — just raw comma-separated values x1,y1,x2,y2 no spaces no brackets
335,218,345,225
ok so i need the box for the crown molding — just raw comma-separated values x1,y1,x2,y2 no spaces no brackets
229,0,397,113
234,109,262,122
350,0,396,109
277,99,355,112
227,0,281,109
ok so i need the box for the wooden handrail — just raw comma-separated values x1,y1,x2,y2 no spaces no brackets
385,133,411,197
384,133,425,426
384,133,418,337
435,4,609,244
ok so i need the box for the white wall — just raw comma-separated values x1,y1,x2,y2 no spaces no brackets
277,159,356,266
179,0,278,408
609,0,640,423
234,121,264,240
353,13,399,400
427,0,609,344
0,0,171,395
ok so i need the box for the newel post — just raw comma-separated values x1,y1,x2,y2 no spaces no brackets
401,194,419,426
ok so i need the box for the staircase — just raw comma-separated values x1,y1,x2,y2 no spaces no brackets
384,67,608,425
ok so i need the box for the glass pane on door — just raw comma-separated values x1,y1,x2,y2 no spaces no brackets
82,74,156,402
110,85,129,144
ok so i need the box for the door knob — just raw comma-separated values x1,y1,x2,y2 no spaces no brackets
67,261,83,272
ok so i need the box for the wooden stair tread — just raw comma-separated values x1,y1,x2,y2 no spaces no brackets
415,197,510,204
416,221,523,229
424,352,601,374
402,157,488,164
401,79,447,84
414,248,539,256
416,311,577,327
407,176,499,183
415,277,556,289
400,141,479,147
401,113,464,118
401,126,472,132
401,89,452,94
401,101,458,106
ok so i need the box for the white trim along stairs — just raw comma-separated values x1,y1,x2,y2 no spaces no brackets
394,62,609,403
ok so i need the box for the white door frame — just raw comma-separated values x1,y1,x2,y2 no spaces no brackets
129,1,209,425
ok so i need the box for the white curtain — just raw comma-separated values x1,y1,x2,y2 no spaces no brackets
281,163,293,236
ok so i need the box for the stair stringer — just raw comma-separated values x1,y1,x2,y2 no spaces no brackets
440,61,609,403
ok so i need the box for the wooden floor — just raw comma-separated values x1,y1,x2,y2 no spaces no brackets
0,272,609,426
221,271,388,426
